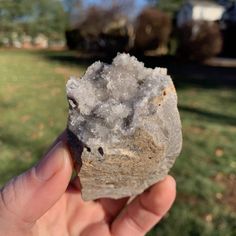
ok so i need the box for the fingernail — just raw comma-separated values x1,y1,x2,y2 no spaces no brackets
35,141,66,181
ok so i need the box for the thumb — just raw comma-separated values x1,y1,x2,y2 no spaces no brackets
0,139,73,227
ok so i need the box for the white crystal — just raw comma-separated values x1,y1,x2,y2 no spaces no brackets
66,53,171,147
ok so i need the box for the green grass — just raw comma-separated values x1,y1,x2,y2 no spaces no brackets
0,49,83,182
0,50,236,235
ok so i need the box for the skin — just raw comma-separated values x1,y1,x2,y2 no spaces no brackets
0,132,176,236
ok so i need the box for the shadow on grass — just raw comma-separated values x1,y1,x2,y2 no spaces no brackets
179,105,236,126
43,50,236,89
41,50,110,68
140,56,236,89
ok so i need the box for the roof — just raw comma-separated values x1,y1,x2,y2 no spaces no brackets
188,0,224,8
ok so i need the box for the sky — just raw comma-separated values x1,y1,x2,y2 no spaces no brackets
84,0,148,10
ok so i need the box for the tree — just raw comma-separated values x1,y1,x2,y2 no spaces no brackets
148,0,184,14
65,2,134,53
0,0,67,40
177,20,223,61
63,0,83,12
32,0,67,39
134,7,172,53
0,0,34,33
103,0,135,15
63,0,84,28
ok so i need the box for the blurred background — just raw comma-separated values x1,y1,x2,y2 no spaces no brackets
0,0,235,235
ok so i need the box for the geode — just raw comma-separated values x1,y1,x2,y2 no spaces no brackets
66,53,182,201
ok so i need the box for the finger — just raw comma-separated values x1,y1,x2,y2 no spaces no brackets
69,175,129,222
111,176,176,236
98,197,129,223
81,221,110,236
0,136,73,228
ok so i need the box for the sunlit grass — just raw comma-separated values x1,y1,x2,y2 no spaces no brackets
0,50,83,182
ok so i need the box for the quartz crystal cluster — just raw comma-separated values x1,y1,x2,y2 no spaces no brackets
66,53,182,201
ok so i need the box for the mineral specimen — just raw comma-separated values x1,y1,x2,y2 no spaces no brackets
66,53,182,201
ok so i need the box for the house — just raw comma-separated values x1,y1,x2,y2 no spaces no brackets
177,0,225,27
33,34,48,49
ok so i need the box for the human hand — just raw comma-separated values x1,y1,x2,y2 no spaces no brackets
0,132,176,236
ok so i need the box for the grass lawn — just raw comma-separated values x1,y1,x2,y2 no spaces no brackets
0,50,236,235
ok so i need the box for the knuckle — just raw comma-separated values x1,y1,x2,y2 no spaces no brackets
139,196,162,219
0,175,34,228
126,207,145,235
0,177,18,214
